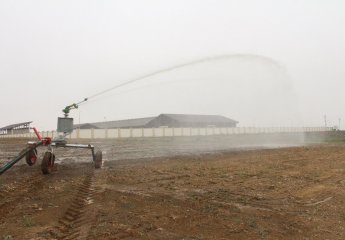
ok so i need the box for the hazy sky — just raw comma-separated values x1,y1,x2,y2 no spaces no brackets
1,0,344,130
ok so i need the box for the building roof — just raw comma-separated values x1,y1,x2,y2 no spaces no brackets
75,117,155,129
0,121,32,130
159,114,238,124
74,123,100,129
74,114,238,129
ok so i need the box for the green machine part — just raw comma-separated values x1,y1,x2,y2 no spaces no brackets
62,98,88,117
62,103,78,117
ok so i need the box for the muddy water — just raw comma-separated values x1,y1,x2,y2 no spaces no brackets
50,134,305,165
0,133,318,166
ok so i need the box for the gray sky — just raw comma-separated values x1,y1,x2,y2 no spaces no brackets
1,0,344,130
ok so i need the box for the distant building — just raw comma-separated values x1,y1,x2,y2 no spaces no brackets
74,114,238,129
0,121,32,135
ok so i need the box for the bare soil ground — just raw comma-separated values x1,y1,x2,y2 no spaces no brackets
1,137,345,239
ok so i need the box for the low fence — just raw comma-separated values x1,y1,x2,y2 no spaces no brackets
0,127,333,139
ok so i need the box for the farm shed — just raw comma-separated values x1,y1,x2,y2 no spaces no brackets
74,114,238,129
0,121,32,135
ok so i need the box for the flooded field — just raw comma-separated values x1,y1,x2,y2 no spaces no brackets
0,133,310,166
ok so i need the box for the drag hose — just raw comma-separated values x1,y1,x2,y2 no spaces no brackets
0,142,42,175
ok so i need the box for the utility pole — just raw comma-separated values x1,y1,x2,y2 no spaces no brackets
324,115,327,127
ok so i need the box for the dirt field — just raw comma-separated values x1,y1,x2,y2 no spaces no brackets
1,137,345,239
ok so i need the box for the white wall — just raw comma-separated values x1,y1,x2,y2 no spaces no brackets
0,127,333,139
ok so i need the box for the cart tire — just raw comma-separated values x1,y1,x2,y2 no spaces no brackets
41,152,55,174
94,150,102,169
25,148,38,166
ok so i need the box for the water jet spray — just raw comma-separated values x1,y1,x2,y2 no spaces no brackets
0,54,285,176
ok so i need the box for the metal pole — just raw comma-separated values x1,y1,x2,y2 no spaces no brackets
324,115,327,127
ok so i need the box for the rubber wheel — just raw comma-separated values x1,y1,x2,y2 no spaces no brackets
25,148,38,166
94,151,102,169
41,152,55,174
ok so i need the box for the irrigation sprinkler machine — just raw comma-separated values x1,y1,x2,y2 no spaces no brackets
0,99,102,175
0,54,240,176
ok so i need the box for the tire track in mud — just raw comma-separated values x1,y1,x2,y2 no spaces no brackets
50,169,100,240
